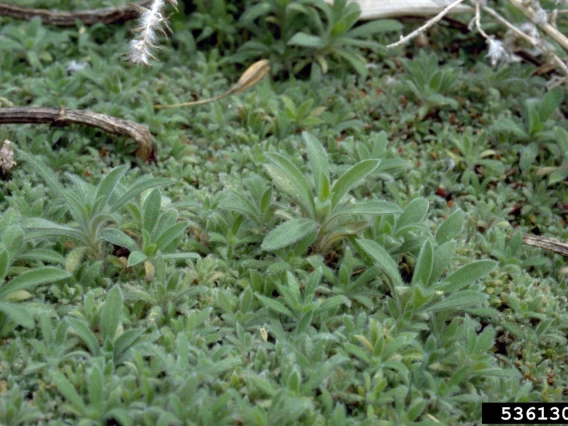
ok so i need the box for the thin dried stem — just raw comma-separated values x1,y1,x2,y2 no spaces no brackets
387,0,467,49
0,107,155,162
508,0,568,52
0,1,152,26
474,2,490,39
482,6,539,45
483,2,568,76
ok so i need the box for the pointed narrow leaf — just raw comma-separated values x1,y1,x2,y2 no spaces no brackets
22,218,88,245
329,200,402,221
287,32,326,48
429,241,456,285
303,132,329,199
357,239,402,285
17,150,71,207
18,248,65,264
106,409,134,426
334,49,368,78
2,225,23,255
539,86,563,123
265,153,315,216
435,209,464,245
127,251,147,267
87,366,104,408
154,221,188,250
255,294,294,318
346,19,402,37
51,371,87,414
65,246,87,273
93,166,128,214
0,302,34,328
261,219,319,251
438,260,497,292
114,328,144,360
330,159,380,207
554,127,568,158
110,177,172,212
0,249,8,281
426,290,487,312
475,326,496,354
219,192,259,218
315,295,349,314
296,311,314,333
101,285,123,343
284,270,302,306
519,143,539,174
100,228,138,251
152,209,178,240
411,241,433,286
67,317,100,356
0,267,70,300
142,188,162,233
397,198,429,232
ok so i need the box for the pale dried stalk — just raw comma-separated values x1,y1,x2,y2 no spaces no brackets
508,0,568,52
505,0,568,75
386,0,568,77
387,0,467,49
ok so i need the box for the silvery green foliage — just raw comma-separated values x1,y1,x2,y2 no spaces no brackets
106,187,197,269
18,150,170,265
259,132,402,255
400,51,459,120
0,208,69,330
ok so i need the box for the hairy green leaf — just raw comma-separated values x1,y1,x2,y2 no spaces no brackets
435,209,464,245
110,177,171,212
100,228,138,252
304,132,329,200
93,166,128,215
262,219,319,251
411,241,433,287
51,371,87,414
154,221,189,250
0,301,34,328
101,285,123,343
67,317,100,356
330,159,380,207
357,238,402,285
437,260,497,292
426,290,487,312
265,153,316,217
0,267,70,300
255,294,294,318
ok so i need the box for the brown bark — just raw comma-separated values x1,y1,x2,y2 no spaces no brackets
0,1,152,26
0,107,155,162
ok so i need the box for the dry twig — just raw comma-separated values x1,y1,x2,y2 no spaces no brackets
508,0,568,52
0,107,155,162
0,1,152,26
387,0,468,49
522,234,568,258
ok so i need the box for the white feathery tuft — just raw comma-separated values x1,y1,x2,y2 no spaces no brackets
127,0,177,66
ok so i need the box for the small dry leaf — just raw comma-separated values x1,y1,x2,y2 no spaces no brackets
0,140,16,177
155,59,271,109
144,260,155,281
230,59,271,95
260,327,268,342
